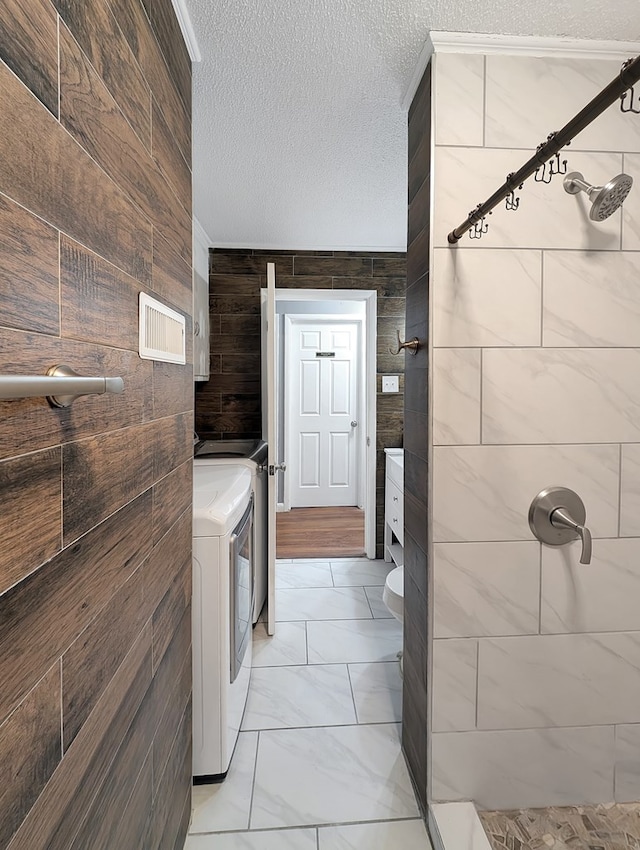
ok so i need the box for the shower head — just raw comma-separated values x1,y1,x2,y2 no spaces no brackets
563,171,633,221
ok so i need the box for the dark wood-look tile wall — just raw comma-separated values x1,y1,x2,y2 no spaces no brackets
195,248,407,556
0,3,192,848
402,61,432,812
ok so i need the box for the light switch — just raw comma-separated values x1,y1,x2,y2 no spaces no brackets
382,375,399,393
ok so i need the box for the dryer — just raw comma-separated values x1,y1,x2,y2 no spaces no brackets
192,462,254,780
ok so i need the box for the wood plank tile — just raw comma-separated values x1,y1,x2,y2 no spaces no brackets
146,701,191,849
152,97,192,217
152,648,191,795
0,329,152,461
0,491,152,727
141,0,191,114
152,567,191,673
152,362,194,418
0,0,58,115
219,314,262,335
0,447,61,595
62,425,155,545
221,353,261,375
334,276,406,297
209,273,264,295
0,192,59,335
408,182,431,248
62,563,146,749
210,254,293,275
210,412,262,436
377,297,406,318
405,491,428,553
408,62,431,164
0,663,61,848
152,231,192,315
104,751,152,850
68,717,152,850
276,274,333,290
52,0,152,150
143,511,192,619
151,412,193,481
0,59,152,285
407,222,430,288
60,236,142,351
373,257,407,277
106,0,191,164
59,25,191,265
210,294,262,315
7,623,152,850
153,460,192,544
171,788,192,850
409,133,430,205
293,256,372,277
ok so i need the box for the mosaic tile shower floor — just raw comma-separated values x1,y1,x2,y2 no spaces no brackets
479,803,640,850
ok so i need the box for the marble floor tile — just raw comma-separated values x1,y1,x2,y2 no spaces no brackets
348,661,402,723
276,561,334,589
242,664,357,730
307,619,403,664
190,732,258,833
250,723,419,828
364,585,393,618
185,829,318,849
318,819,432,849
431,802,492,850
276,587,373,622
331,559,392,587
252,622,307,667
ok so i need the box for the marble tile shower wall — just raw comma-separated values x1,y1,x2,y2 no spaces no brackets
429,50,640,811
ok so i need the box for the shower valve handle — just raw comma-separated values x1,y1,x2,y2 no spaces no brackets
550,508,592,565
528,486,592,565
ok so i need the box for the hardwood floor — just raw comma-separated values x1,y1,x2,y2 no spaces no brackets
276,507,365,559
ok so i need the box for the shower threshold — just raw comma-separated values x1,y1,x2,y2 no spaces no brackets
479,802,640,850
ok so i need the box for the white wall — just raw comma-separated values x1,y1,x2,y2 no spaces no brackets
429,50,640,810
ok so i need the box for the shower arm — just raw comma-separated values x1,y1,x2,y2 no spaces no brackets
447,54,640,244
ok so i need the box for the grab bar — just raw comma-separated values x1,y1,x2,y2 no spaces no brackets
0,365,125,408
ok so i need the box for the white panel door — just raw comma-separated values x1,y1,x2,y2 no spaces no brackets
288,320,359,507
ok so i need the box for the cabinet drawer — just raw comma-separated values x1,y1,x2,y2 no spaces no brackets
385,479,404,545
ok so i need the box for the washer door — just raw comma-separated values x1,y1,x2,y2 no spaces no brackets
229,496,254,683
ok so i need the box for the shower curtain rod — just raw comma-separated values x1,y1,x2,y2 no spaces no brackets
447,54,640,243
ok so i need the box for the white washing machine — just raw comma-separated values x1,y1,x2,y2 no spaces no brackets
194,439,268,624
192,461,254,780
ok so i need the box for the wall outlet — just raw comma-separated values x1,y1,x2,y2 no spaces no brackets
382,375,399,393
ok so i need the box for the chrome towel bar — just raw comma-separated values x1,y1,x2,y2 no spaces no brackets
0,364,125,408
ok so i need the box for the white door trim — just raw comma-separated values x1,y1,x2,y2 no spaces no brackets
284,314,364,511
267,288,376,560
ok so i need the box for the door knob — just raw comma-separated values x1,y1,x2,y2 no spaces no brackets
528,486,592,565
351,421,358,427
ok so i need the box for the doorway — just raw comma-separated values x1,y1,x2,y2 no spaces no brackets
266,288,377,560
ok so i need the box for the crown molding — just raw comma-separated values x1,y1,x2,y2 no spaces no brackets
429,31,640,59
171,0,201,63
402,30,640,110
401,37,434,112
192,216,211,249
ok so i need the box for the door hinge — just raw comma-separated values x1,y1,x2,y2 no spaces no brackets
268,463,287,475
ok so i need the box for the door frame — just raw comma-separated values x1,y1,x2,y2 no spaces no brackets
261,287,377,560
283,314,364,513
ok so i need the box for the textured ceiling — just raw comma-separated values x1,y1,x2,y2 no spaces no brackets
185,0,640,250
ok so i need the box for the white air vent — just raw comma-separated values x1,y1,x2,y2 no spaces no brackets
139,293,186,364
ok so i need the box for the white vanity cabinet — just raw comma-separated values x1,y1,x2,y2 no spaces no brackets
384,448,404,567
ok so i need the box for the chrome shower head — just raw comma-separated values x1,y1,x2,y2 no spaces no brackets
563,171,633,221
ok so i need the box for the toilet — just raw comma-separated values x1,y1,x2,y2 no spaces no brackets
383,566,404,674
383,566,404,623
